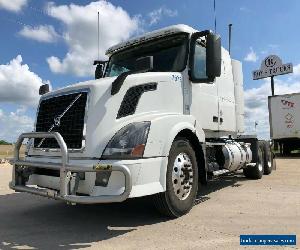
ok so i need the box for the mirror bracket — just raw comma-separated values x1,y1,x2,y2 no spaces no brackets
39,84,50,95
94,60,107,79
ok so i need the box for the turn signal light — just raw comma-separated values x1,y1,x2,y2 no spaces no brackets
131,144,145,157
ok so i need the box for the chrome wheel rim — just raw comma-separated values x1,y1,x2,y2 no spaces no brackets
268,160,272,168
258,163,263,172
172,153,193,200
258,150,263,172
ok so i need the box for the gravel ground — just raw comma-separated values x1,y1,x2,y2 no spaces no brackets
0,158,299,250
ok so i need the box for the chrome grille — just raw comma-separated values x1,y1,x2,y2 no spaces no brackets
34,91,88,149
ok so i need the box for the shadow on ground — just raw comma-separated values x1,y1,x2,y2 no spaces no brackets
196,171,249,204
0,172,248,249
0,193,166,250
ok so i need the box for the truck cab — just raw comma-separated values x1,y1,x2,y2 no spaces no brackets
10,25,274,217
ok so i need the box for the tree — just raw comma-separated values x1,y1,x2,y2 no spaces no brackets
0,140,11,145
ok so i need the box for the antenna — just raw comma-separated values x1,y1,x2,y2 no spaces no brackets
97,11,100,60
214,0,217,33
94,11,106,79
228,23,232,55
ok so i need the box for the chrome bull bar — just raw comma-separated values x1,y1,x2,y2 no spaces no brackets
10,132,132,204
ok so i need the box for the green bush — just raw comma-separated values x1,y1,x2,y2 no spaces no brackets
0,140,11,145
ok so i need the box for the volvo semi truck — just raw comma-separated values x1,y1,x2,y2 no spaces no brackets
10,25,274,217
269,93,300,155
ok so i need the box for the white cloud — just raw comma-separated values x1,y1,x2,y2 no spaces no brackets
244,47,258,62
260,44,280,56
0,55,50,106
0,107,34,142
148,6,178,26
0,0,27,12
244,76,300,139
293,63,300,76
19,25,59,43
46,1,140,77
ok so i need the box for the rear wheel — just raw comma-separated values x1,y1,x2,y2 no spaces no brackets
243,146,264,179
261,141,273,175
153,138,198,218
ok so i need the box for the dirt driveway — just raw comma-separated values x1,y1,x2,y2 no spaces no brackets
0,159,299,250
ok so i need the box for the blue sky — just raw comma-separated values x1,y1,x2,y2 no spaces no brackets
1,0,300,141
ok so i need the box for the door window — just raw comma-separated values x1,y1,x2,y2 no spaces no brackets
193,42,207,79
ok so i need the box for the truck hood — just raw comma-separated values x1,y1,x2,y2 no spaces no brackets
29,72,184,159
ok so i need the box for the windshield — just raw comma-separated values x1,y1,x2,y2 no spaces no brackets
105,33,188,77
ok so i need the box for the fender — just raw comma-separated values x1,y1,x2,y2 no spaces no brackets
144,114,205,157
143,114,205,190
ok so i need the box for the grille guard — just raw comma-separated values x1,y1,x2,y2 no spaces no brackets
10,132,132,204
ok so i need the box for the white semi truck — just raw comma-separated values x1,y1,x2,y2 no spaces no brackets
10,25,274,217
269,93,300,155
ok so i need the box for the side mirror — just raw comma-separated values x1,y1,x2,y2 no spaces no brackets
94,60,107,79
206,33,221,78
189,31,222,82
39,84,49,95
134,56,153,72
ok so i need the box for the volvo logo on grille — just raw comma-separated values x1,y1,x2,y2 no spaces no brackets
54,116,61,127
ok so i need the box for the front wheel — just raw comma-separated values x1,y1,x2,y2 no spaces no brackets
153,138,198,218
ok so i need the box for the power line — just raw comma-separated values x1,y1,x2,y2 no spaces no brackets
0,15,33,28
0,3,51,29
27,5,50,16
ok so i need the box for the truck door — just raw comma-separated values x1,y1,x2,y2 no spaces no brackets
190,39,219,132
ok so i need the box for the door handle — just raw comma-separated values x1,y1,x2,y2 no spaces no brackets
213,116,223,123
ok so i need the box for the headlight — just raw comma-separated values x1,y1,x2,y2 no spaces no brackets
102,122,150,159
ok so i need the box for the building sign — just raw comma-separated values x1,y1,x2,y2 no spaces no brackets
252,55,293,80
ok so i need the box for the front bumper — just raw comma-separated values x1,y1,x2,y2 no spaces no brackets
10,132,132,204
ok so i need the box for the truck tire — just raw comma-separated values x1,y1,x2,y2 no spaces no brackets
272,152,276,170
153,138,198,218
261,141,273,175
243,146,264,179
283,144,291,156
